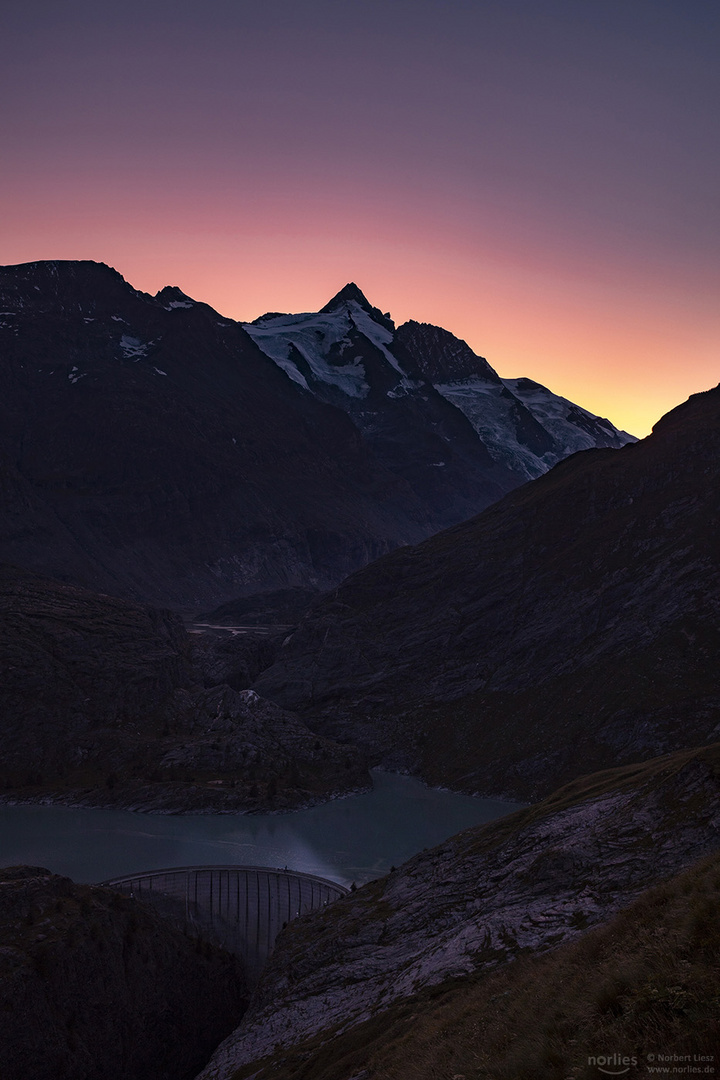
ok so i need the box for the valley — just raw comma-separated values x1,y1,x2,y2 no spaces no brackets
0,258,717,1079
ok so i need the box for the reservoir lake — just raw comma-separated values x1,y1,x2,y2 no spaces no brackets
0,771,523,887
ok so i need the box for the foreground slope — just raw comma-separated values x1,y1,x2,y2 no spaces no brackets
210,852,720,1080
197,742,720,1079
0,866,246,1080
255,384,720,799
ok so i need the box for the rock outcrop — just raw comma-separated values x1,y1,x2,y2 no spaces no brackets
0,866,247,1080
0,564,369,811
201,849,720,1080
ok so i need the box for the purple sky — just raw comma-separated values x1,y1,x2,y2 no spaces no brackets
2,0,718,434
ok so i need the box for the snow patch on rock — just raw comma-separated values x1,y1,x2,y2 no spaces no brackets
244,309,369,398
119,335,148,361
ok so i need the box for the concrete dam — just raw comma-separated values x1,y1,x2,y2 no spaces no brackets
101,864,348,984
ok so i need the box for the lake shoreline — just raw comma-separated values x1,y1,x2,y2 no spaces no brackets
0,777,375,817
0,771,524,887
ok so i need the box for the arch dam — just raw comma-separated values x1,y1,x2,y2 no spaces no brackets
100,864,348,984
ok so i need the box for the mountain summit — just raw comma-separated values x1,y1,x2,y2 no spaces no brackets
319,281,394,330
0,260,633,606
320,281,372,310
245,285,634,483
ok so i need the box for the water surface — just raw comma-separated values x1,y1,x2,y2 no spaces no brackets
0,771,522,887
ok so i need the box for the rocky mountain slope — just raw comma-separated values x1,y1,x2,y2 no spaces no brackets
0,564,368,812
348,851,720,1080
395,319,634,479
246,285,634,488
0,865,246,1080
0,262,430,606
206,853,720,1080
0,261,632,607
197,741,720,1079
255,384,720,800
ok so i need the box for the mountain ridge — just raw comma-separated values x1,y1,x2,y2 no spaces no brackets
254,382,720,800
0,260,632,607
0,261,433,605
245,284,635,483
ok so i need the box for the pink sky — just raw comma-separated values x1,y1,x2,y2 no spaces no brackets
2,0,718,436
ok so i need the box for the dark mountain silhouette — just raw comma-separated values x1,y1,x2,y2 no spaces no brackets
254,384,720,800
0,262,441,606
0,260,632,607
0,865,246,1080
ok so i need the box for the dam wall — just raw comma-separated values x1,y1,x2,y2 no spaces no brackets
101,865,348,984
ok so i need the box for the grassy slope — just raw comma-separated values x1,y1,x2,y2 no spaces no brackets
228,742,720,1080
230,852,720,1080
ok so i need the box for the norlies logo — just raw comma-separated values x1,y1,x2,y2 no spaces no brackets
588,1053,638,1076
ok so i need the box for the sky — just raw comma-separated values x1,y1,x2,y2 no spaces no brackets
1,0,718,436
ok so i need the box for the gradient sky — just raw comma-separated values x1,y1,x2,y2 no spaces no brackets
2,0,718,436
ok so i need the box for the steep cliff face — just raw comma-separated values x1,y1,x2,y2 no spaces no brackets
0,866,247,1080
0,564,369,811
197,743,720,1079
255,384,720,799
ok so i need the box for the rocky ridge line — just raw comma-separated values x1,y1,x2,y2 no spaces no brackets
197,742,720,1078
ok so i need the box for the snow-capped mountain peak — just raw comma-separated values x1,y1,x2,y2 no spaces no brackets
243,305,368,397
245,287,635,484
319,282,394,331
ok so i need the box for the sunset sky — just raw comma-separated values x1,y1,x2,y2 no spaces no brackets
2,0,718,436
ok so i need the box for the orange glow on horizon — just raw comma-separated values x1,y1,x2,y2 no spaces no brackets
2,1,717,442
3,166,717,441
